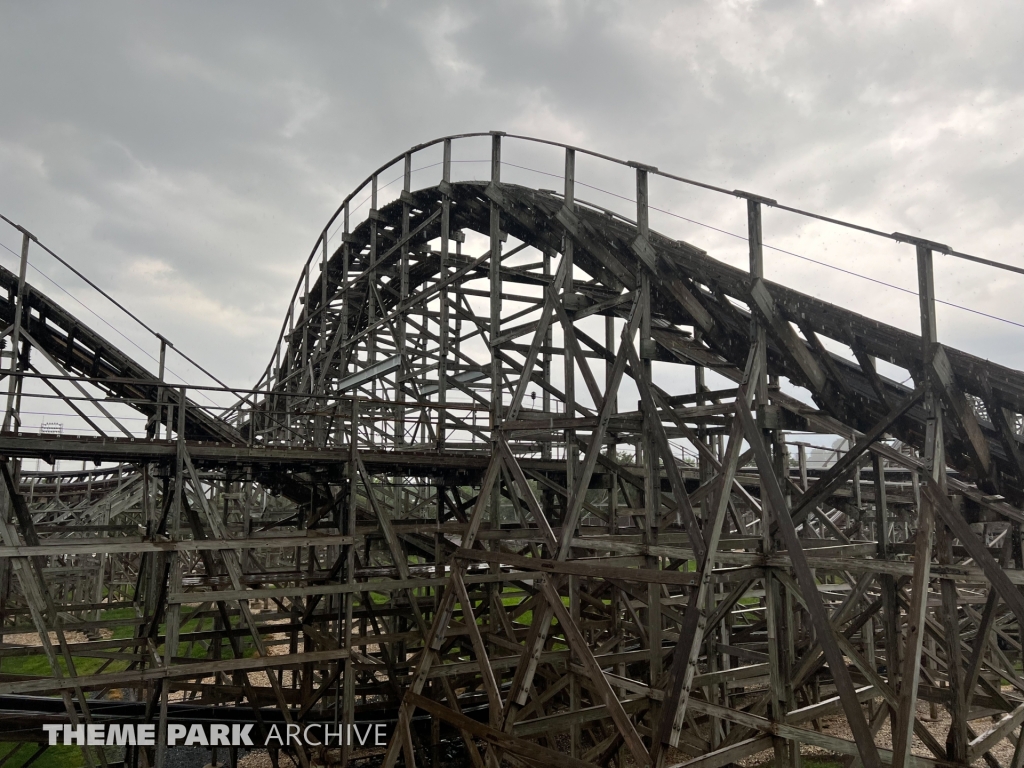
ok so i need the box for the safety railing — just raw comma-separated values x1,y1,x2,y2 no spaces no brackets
263,131,1024,410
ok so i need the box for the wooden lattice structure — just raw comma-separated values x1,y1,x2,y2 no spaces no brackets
0,133,1023,768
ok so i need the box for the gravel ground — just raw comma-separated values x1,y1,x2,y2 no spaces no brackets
731,698,1020,768
238,746,387,767
3,629,108,645
12,621,1020,767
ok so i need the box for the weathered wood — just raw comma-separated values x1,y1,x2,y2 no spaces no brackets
541,579,651,766
788,387,923,527
655,377,756,758
891,486,936,768
450,568,503,723
407,691,599,768
735,400,883,768
2,138,1023,768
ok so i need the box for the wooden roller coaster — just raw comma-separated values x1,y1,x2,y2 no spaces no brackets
0,132,1023,768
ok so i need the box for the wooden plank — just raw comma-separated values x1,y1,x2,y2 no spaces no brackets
556,296,642,559
734,399,883,768
0,533,353,558
926,479,1024,627
181,452,311,768
0,647,351,695
988,398,1024,481
626,339,706,562
852,343,893,408
748,279,827,393
551,287,605,409
450,568,503,723
891,488,935,768
666,736,773,768
970,702,1024,761
964,589,999,710
512,694,650,736
453,547,696,587
930,345,992,478
541,579,651,766
554,204,635,291
406,691,598,768
655,387,752,755
495,436,559,552
788,386,923,527
688,698,953,768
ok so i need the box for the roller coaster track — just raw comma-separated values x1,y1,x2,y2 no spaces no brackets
0,132,1022,768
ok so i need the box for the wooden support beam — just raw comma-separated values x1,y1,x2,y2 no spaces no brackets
540,578,651,766
734,400,883,768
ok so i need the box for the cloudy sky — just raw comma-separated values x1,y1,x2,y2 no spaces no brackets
1,0,1023,394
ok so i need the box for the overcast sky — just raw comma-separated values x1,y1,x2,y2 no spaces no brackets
1,1,1023,392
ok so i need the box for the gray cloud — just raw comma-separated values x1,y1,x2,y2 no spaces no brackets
1,0,1022,386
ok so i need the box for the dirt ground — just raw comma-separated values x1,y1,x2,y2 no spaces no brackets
6,626,1018,767
730,698,1018,768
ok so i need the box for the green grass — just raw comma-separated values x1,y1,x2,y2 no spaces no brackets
0,652,120,677
0,742,84,768
1,607,152,677
0,609,260,768
101,607,139,640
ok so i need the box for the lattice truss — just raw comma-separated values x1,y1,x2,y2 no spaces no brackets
0,134,1022,768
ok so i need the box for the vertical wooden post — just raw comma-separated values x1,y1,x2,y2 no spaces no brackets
874,450,901,733
853,455,863,508
317,229,329,447
636,166,656,539
322,225,329,346
172,386,186,536
302,262,310,385
156,336,167,441
489,133,503,530
341,396,358,767
635,167,663,719
746,197,793,765
569,573,581,756
543,246,553,464
368,176,379,401
341,202,350,377
893,243,945,768
399,153,412,448
920,244,967,762
241,466,252,573
2,229,30,435
926,634,939,720
798,444,808,490
157,549,181,768
747,200,767,408
563,147,577,503
607,312,619,534
438,141,452,450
